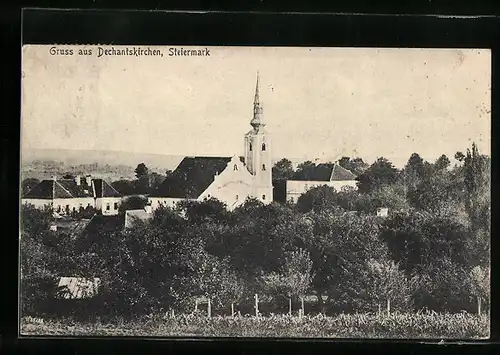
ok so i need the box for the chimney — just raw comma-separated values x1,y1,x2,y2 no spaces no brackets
85,175,92,186
144,202,153,214
75,175,81,186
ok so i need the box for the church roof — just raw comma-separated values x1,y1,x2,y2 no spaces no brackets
153,156,232,198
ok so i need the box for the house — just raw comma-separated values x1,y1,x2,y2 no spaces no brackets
149,72,273,211
48,216,92,237
284,163,358,203
124,203,154,229
22,174,122,216
56,277,100,299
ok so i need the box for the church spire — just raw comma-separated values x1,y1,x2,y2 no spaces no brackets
251,71,264,130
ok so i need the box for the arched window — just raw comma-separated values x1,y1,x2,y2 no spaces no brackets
262,164,266,171
234,164,238,171
249,143,253,151
262,143,266,151
236,195,239,200
262,195,266,200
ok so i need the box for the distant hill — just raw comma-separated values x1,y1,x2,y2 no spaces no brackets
21,148,185,182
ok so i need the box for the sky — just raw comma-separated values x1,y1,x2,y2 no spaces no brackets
21,45,491,168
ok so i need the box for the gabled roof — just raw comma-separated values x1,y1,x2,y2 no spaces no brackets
305,163,357,182
93,179,122,198
330,163,357,181
83,214,125,235
153,156,232,198
23,177,121,199
23,179,94,199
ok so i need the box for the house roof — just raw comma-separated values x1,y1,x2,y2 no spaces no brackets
23,179,94,199
23,177,121,199
153,156,232,198
84,214,126,235
305,163,357,182
93,179,122,198
57,277,100,299
52,218,91,236
125,209,153,228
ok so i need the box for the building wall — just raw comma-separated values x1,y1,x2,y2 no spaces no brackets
285,180,358,202
52,197,95,214
149,197,188,210
97,197,122,216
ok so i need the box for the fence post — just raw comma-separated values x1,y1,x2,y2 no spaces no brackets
254,294,259,317
386,298,390,316
378,304,381,317
301,297,305,317
208,298,212,318
289,298,292,316
171,309,175,319
195,299,198,313
231,303,235,317
478,296,482,316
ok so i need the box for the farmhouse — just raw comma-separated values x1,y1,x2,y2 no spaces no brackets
274,162,358,203
22,174,122,216
149,72,273,211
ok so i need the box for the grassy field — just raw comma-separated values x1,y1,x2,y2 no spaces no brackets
20,312,489,339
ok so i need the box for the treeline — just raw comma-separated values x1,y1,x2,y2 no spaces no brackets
20,144,490,320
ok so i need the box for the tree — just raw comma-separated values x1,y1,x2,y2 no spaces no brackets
293,161,316,180
357,157,399,194
296,185,339,213
435,154,451,171
119,195,148,213
272,158,295,180
134,163,150,194
338,157,369,176
178,197,230,225
21,178,40,196
467,265,490,315
260,248,314,302
111,179,136,195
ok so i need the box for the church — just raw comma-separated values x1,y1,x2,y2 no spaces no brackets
148,73,273,211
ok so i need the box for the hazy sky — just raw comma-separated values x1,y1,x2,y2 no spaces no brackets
21,45,491,168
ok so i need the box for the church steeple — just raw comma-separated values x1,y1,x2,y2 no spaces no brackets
251,71,264,130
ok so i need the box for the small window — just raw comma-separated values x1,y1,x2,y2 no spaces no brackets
66,205,70,212
262,143,266,151
262,164,266,171
57,205,61,212
262,195,266,200
249,143,253,151
234,164,238,171
106,203,110,211
72,207,76,212
236,195,239,200
114,202,118,210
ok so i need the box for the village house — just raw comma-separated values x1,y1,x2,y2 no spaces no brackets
273,162,358,203
22,174,122,216
149,72,273,211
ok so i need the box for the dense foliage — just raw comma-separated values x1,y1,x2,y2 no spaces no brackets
20,144,490,323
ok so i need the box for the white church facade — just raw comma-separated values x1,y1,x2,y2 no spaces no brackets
149,73,273,211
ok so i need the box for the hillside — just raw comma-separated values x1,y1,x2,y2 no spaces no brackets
21,148,185,182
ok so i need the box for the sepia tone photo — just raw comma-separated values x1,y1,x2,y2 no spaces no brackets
19,45,491,338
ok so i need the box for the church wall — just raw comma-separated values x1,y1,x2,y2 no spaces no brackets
201,156,255,210
285,180,358,202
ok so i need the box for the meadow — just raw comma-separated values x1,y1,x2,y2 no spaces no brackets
20,312,489,339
